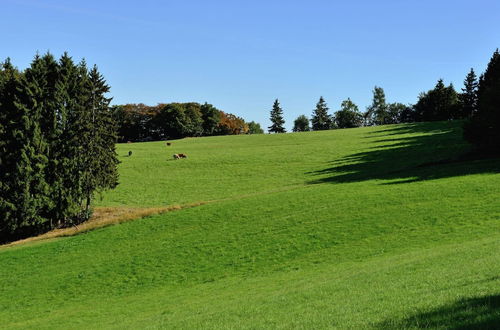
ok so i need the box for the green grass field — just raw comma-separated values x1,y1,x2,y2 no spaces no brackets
1,121,499,329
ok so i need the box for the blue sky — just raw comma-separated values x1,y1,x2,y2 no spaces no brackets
2,0,499,130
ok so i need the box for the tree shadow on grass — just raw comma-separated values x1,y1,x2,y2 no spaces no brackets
308,121,500,185
377,294,500,329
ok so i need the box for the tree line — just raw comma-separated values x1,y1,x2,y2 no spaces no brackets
0,53,119,243
112,102,264,142
269,49,500,153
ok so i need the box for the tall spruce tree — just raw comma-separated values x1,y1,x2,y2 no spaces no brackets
365,86,388,125
80,65,119,216
459,68,479,118
24,54,61,226
464,49,500,152
52,53,88,223
268,99,286,133
0,58,51,240
311,96,332,130
0,53,119,242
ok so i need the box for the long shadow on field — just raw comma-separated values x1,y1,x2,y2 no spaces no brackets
308,121,500,185
377,294,500,329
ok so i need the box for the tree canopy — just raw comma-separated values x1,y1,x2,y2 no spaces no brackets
334,98,363,128
0,53,119,243
464,49,500,152
311,96,332,130
268,99,286,133
293,115,311,132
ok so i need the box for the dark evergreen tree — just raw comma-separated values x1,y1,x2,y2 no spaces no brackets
334,98,363,128
80,65,119,216
0,59,50,240
365,86,388,125
459,68,479,118
268,99,286,133
56,56,95,223
464,49,500,152
293,115,310,132
311,96,332,130
0,53,119,242
413,79,459,121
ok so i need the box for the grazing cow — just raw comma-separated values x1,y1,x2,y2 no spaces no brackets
128,151,132,157
166,142,171,146
173,153,187,160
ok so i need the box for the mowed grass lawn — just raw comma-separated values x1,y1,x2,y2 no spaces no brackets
1,121,499,329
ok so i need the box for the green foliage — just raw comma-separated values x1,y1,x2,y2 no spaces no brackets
334,98,363,128
365,86,388,125
268,99,286,133
464,49,500,152
459,68,479,118
247,121,264,134
113,102,249,141
385,102,410,124
311,96,332,130
1,122,499,328
0,53,119,242
414,79,460,121
293,114,311,132
155,103,202,139
200,102,221,136
0,59,50,239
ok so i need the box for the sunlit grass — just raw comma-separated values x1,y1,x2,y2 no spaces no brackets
1,121,499,328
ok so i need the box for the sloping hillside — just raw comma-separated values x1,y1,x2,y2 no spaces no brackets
1,121,499,329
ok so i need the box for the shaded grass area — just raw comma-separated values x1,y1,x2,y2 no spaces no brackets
308,121,500,185
1,121,500,328
378,294,500,329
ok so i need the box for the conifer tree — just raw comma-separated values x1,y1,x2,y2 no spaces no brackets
80,65,119,216
24,54,61,225
414,79,459,121
0,53,119,242
51,53,87,223
464,49,500,151
0,59,50,240
365,86,388,125
311,96,332,130
268,99,286,133
459,68,479,118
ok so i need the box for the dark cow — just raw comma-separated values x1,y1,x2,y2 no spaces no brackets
166,142,171,146
128,151,133,157
173,153,187,160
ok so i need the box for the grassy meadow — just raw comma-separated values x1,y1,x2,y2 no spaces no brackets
1,121,499,329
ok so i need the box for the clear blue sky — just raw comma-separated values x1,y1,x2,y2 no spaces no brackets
3,0,499,130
